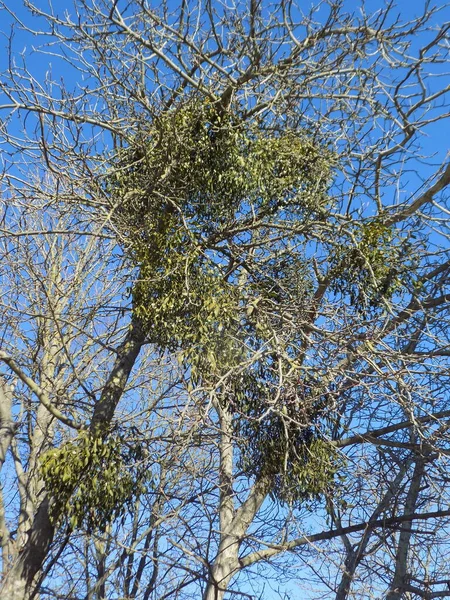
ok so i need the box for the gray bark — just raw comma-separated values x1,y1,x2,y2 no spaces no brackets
203,405,270,600
0,379,15,575
90,318,146,432
1,496,54,600
385,456,426,600
0,379,15,472
204,406,238,600
203,476,271,600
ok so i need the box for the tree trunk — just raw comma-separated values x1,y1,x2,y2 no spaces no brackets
0,497,54,600
203,537,239,600
203,406,239,600
385,456,426,600
203,402,270,600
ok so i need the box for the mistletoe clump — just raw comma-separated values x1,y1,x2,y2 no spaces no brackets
331,219,407,310
230,370,341,504
40,431,148,532
108,99,334,357
107,98,338,502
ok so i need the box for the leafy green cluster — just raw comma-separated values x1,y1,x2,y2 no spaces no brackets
111,100,332,234
232,372,340,503
331,219,402,310
133,242,239,355
40,431,147,532
108,99,337,502
110,100,333,357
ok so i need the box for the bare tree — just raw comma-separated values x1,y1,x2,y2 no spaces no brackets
0,1,450,599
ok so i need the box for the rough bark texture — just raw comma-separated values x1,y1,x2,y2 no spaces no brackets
1,497,54,600
90,318,146,432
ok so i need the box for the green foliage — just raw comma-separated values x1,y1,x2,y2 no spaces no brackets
110,100,333,358
40,431,148,532
331,219,403,309
231,371,341,503
111,99,332,234
108,98,339,501
133,242,239,355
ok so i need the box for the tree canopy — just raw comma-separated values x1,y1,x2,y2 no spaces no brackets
0,1,449,599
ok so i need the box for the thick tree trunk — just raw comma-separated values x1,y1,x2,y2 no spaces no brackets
0,497,54,600
203,407,239,600
90,318,146,431
203,475,271,599
203,537,239,600
203,556,238,600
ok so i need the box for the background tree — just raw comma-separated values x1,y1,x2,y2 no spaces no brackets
0,1,449,599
